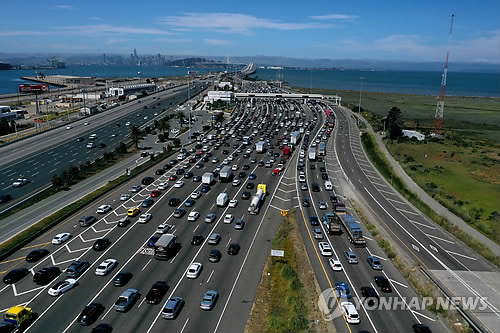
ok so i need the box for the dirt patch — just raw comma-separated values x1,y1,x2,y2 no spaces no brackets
471,167,500,185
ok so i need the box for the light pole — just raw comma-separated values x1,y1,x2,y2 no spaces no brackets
358,77,364,126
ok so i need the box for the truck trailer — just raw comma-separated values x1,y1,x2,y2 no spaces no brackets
322,213,341,234
154,234,178,260
219,166,233,182
290,131,301,145
256,141,266,153
202,172,214,185
308,147,317,161
336,214,366,247
248,184,266,215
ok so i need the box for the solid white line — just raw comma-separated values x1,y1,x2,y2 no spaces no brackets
409,219,436,230
412,310,435,321
101,305,114,320
445,250,477,261
142,259,152,271
426,234,455,244
193,224,200,233
398,208,420,216
370,283,380,296
363,235,373,241
226,238,232,247
389,278,408,288
385,197,406,205
137,297,147,308
180,318,190,333
207,270,215,284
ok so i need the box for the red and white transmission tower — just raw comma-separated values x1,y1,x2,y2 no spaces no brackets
434,14,455,134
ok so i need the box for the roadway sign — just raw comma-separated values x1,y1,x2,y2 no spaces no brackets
281,210,288,216
271,250,284,257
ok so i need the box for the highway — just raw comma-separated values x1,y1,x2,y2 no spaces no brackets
0,81,209,212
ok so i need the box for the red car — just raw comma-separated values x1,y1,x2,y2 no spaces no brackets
151,190,162,197
189,157,196,163
169,175,177,181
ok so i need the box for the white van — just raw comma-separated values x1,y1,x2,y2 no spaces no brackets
216,193,229,207
324,181,333,191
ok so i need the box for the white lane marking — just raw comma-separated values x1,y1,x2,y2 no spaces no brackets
180,318,190,333
207,270,215,284
398,208,419,216
49,169,57,173
412,244,420,252
274,195,290,202
445,250,477,261
425,234,455,244
138,297,147,308
412,310,435,322
389,278,408,288
193,224,200,233
226,238,232,247
101,305,114,320
363,235,373,241
385,197,406,205
370,283,380,296
429,245,438,252
409,219,436,230
142,259,152,271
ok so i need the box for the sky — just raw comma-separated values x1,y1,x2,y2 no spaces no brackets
0,0,499,63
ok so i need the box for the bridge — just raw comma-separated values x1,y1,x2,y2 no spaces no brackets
240,63,256,75
235,92,341,105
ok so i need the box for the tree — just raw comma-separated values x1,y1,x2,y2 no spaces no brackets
119,142,127,154
130,126,143,148
176,111,185,129
68,166,80,180
60,170,73,185
51,174,64,188
214,112,224,123
386,107,403,140
173,138,181,147
157,117,171,138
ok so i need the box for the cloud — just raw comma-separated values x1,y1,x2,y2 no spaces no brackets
309,14,359,20
58,24,173,35
0,31,51,36
153,38,192,43
104,38,132,45
204,39,231,45
54,5,72,9
158,13,331,33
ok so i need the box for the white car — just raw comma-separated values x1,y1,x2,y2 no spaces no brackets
329,258,343,272
318,242,333,257
156,223,172,234
298,175,306,182
86,142,96,149
48,279,78,296
228,199,238,208
96,204,111,214
66,125,73,130
158,182,169,190
222,159,230,165
95,259,117,276
120,194,131,201
125,122,131,126
84,122,90,126
228,155,234,161
187,211,200,221
52,232,71,245
341,302,360,324
174,181,184,188
12,178,29,187
232,179,241,186
186,262,203,279
318,201,327,210
231,164,239,171
138,213,152,223
191,191,201,199
223,214,234,224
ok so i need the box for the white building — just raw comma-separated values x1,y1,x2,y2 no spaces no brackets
403,130,426,141
218,81,233,90
204,91,235,103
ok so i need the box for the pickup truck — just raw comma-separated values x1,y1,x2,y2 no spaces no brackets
114,289,140,312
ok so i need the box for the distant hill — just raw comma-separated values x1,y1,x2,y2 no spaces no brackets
165,57,222,67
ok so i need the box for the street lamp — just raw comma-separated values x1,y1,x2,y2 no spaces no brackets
358,77,365,126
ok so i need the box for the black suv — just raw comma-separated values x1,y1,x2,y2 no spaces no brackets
66,260,90,278
227,243,240,255
191,235,204,246
168,198,181,207
93,238,111,251
33,266,61,285
360,286,379,306
241,191,251,200
113,271,133,287
141,177,154,185
77,303,104,326
146,281,169,304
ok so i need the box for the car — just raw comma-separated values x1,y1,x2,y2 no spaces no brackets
184,199,196,207
169,175,178,181
321,173,329,180
298,175,306,182
155,169,165,175
186,262,203,279
146,281,169,304
412,324,433,333
114,288,140,312
208,233,221,245
76,137,84,142
130,185,142,193
174,180,184,188
310,164,316,170
250,158,257,164
151,190,162,197
302,198,311,207
309,216,319,226
98,143,106,148
2,268,29,284
191,234,204,245
195,163,204,169
201,184,211,193
200,290,219,310
235,219,245,230
232,179,241,186
311,183,320,192
168,197,181,206
246,182,255,189
184,171,193,179
344,251,358,264
192,175,202,182
113,271,133,286
187,211,200,221
52,232,71,245
79,215,97,227
231,164,239,171
158,182,169,190
191,191,201,199
360,286,379,306
318,242,333,256
156,223,172,234
336,282,352,299
147,235,161,247
318,201,327,210
26,248,49,263
374,276,392,292
48,278,78,296
242,164,250,170
127,207,140,217
141,198,154,207
313,228,324,239
209,249,222,262
91,323,113,333
205,213,217,223
320,166,326,172
300,183,308,191
77,303,104,326
330,195,338,203
328,258,343,271
224,214,234,224
120,193,131,201
12,178,29,187
118,216,131,227
340,302,360,324
95,205,111,214
162,297,184,319
241,191,251,200
141,177,154,185
86,142,96,149
229,199,238,208
227,243,240,255
93,238,111,251
33,266,61,285
173,208,186,218
366,256,383,270
95,259,117,276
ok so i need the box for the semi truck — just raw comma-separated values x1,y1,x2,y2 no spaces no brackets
308,147,317,161
290,131,301,145
336,214,366,247
219,166,233,182
202,172,214,185
318,142,326,156
322,213,341,234
248,184,267,215
154,234,177,260
256,141,266,153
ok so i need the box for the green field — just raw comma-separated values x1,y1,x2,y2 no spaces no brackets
295,86,500,245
